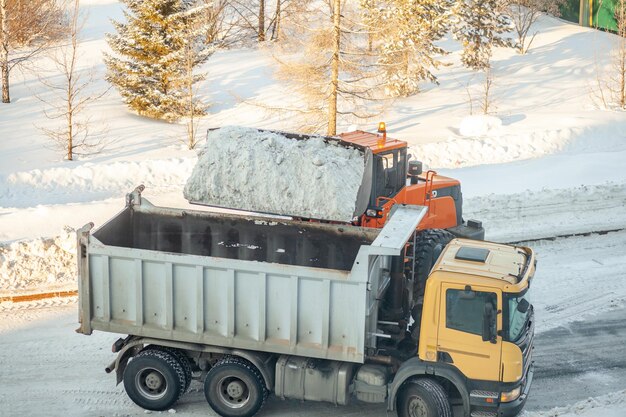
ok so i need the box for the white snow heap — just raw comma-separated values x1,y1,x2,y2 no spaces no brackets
184,126,367,222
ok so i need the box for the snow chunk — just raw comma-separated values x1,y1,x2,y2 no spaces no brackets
184,126,366,222
459,115,502,137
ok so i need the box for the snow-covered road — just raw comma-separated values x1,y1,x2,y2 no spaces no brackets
2,231,626,417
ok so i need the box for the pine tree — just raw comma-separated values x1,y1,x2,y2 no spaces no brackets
361,0,453,97
104,0,213,122
452,0,514,70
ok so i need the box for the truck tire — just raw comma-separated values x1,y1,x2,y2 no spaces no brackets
204,356,268,417
412,229,454,300
143,345,193,392
397,378,452,417
123,349,186,411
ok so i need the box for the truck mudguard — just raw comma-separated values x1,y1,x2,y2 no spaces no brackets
387,357,470,416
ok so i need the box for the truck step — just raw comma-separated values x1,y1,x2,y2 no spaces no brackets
470,412,497,417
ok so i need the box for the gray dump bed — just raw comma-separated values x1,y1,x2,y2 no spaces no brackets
77,187,426,363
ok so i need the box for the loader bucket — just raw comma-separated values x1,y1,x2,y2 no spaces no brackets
185,126,373,222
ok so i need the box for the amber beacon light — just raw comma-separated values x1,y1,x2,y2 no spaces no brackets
376,122,387,148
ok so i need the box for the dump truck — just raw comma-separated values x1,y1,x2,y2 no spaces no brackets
77,186,536,417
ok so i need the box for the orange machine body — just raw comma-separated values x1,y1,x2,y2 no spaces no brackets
339,130,462,230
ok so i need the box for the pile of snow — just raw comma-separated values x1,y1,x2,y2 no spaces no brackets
523,390,626,417
458,115,503,137
0,158,195,208
184,126,366,221
0,229,76,295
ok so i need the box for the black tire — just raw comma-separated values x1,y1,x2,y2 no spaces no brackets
412,229,454,300
204,356,268,417
397,378,453,417
143,345,193,392
123,349,186,411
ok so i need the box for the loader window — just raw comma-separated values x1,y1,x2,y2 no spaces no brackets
372,149,407,202
446,289,497,336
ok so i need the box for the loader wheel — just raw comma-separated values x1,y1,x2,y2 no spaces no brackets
123,349,186,411
412,229,454,300
143,345,194,392
397,379,452,417
204,356,268,417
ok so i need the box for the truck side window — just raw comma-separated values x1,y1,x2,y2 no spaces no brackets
446,289,496,336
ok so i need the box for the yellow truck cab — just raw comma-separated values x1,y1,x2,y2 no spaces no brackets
391,239,536,417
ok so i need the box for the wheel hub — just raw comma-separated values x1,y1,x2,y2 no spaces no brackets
226,380,245,398
408,396,429,417
218,376,250,408
135,367,167,400
145,371,164,390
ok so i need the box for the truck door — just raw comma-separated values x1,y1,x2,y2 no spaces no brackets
437,283,502,381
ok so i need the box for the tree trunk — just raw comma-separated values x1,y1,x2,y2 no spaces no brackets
258,0,265,42
0,0,10,103
328,0,340,136
272,0,281,41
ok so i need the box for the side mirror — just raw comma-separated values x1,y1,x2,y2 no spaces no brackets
517,298,530,314
482,303,497,344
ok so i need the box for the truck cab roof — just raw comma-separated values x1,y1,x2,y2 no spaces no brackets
432,239,535,293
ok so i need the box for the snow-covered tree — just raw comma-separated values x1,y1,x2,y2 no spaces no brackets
104,0,213,122
452,0,514,70
361,0,453,97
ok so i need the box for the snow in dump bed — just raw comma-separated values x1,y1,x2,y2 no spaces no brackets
184,126,366,222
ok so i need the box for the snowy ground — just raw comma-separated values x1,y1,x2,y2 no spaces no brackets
1,0,626,415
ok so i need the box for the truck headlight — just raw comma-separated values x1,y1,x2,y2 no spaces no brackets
500,386,521,402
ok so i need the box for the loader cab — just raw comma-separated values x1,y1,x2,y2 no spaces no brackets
372,148,408,203
337,128,408,206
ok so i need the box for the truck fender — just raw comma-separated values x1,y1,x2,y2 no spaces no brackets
387,357,470,416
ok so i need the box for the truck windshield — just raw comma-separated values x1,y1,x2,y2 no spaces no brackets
506,291,531,342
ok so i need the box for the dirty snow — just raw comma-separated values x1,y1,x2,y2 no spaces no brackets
184,126,366,221
523,390,626,417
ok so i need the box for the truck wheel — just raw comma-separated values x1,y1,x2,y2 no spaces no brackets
412,229,454,300
123,349,186,411
397,379,452,417
143,345,193,392
204,357,268,417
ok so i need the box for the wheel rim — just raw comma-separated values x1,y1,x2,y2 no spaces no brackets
217,376,250,409
408,395,429,417
135,367,167,400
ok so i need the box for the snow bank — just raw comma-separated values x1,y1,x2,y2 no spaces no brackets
0,158,195,208
0,229,76,295
184,126,366,221
459,115,502,137
410,127,575,169
464,181,626,243
523,390,626,417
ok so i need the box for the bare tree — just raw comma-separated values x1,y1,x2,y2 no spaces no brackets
38,0,107,160
181,8,214,149
509,0,564,54
463,68,496,115
271,0,385,135
0,0,65,103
